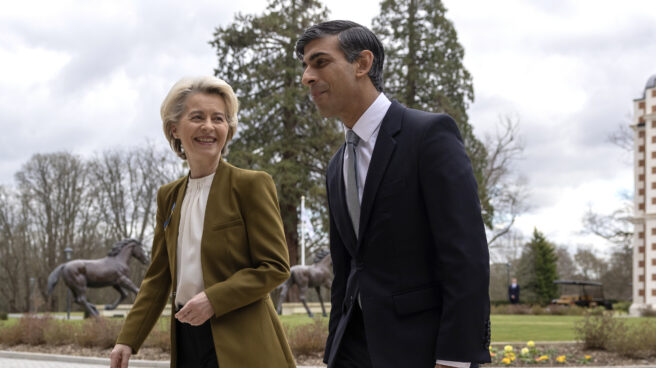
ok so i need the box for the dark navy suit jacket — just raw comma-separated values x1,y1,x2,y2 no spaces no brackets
324,101,491,368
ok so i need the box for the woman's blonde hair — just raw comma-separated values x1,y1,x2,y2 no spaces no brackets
161,76,239,159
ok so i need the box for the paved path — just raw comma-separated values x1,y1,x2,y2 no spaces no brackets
0,351,324,368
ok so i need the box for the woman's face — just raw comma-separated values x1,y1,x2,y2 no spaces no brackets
172,92,229,168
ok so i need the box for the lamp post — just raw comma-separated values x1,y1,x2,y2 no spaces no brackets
29,277,35,313
64,247,72,320
506,262,511,288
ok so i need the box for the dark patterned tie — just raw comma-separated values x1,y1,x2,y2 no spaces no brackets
345,130,361,238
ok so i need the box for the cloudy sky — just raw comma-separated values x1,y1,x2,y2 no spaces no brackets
1,0,654,257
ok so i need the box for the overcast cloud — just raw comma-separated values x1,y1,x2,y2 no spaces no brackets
1,0,654,256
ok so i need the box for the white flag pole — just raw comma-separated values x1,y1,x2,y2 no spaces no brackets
301,195,306,266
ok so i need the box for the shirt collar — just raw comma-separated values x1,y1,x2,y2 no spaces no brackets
344,93,392,143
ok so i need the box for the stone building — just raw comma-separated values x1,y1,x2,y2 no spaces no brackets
631,75,656,315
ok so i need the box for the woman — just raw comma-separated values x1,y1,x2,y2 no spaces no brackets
110,76,295,368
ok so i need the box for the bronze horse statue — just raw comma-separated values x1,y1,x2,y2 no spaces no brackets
276,250,332,317
47,238,149,317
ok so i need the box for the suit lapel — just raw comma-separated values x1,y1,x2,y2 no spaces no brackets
328,144,357,256
358,101,404,245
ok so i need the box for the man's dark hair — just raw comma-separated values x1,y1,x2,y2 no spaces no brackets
296,20,385,92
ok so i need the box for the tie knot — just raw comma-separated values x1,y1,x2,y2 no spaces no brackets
346,130,360,146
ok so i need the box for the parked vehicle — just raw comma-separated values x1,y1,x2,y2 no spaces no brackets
551,280,613,310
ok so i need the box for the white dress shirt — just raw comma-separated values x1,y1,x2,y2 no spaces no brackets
342,93,470,368
174,172,214,306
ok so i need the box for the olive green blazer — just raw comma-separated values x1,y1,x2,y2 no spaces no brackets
116,160,295,368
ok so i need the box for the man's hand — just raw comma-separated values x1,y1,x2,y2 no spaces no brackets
110,344,131,368
174,291,214,326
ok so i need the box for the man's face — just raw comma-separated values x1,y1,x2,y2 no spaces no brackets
301,35,359,119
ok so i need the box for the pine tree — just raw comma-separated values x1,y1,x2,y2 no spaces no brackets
372,0,492,227
210,0,340,266
518,229,559,305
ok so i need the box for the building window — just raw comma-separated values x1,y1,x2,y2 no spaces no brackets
639,188,645,195
639,246,646,253
653,105,656,113
640,131,645,138
652,289,656,296
652,136,656,144
640,101,646,109
652,182,656,189
639,174,645,181
653,274,656,281
640,203,645,210
652,259,656,266
639,260,645,267
652,167,656,174
640,159,645,166
652,228,656,235
653,243,656,250
651,198,656,204
640,275,645,282
640,289,645,296
653,90,656,97
639,145,645,153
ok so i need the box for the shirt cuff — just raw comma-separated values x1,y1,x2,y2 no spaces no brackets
436,360,471,368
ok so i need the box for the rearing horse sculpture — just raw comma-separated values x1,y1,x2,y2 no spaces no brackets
276,251,332,317
47,238,149,317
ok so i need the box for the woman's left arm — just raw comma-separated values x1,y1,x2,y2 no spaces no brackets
204,172,290,318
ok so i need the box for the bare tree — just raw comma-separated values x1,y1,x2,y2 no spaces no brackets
14,152,93,310
554,246,577,280
574,247,608,281
481,116,528,246
88,145,184,244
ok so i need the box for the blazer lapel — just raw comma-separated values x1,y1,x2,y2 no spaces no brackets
166,174,189,281
358,101,404,245
328,144,357,257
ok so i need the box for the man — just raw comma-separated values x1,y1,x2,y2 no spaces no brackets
296,21,491,368
509,278,520,304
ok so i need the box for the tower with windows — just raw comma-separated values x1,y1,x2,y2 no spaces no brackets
631,75,656,315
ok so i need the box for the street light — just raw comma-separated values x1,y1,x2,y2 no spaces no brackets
64,247,72,320
506,262,511,288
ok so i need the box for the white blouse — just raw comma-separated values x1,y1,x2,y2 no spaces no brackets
174,172,215,306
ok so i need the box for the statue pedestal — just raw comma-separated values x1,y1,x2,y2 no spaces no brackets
279,302,331,316
98,304,172,318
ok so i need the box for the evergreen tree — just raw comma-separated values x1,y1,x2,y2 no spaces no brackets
372,0,492,227
210,0,340,266
517,229,559,305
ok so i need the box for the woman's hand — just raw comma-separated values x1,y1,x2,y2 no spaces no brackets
110,343,132,368
175,291,214,326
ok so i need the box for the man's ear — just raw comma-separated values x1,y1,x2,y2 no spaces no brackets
355,50,374,78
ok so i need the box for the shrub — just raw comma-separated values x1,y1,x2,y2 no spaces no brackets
0,312,7,320
575,310,621,349
0,314,52,345
142,318,171,352
640,305,656,317
285,318,328,357
612,301,631,313
43,319,78,346
75,317,122,349
607,320,656,358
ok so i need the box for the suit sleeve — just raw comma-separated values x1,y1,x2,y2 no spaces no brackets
323,177,351,364
116,187,172,353
418,115,491,363
204,172,290,317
